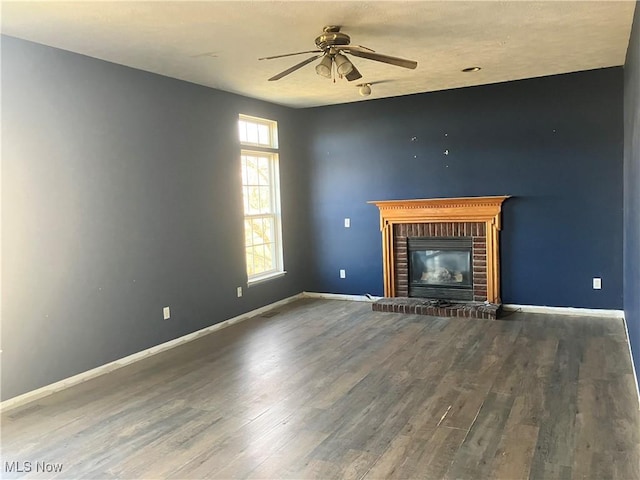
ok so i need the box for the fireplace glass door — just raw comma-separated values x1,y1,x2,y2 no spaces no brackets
408,237,473,300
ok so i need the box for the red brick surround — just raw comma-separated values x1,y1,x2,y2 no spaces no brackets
393,222,488,302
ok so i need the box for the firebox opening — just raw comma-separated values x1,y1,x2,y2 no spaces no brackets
411,250,472,287
408,237,473,301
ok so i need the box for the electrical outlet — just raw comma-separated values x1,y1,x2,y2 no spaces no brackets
593,277,602,290
340,269,346,279
344,218,351,228
163,306,171,320
237,286,243,298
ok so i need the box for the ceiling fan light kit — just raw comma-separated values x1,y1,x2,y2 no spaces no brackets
315,55,333,78
333,53,353,76
260,26,418,86
358,83,372,96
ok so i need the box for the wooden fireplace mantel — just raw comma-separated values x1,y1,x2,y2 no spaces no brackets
368,196,510,303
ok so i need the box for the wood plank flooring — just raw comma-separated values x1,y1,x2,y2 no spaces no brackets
2,299,639,479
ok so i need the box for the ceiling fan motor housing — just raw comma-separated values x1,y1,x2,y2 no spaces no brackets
315,31,350,51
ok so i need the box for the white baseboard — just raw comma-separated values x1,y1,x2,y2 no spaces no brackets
302,291,379,302
0,293,305,412
301,294,625,319
502,304,625,319
303,293,634,402
621,316,640,410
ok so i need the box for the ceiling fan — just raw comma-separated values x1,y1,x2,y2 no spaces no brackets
259,25,418,82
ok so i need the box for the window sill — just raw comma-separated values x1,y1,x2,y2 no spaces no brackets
247,271,287,287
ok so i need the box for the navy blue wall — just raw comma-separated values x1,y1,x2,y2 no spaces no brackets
1,36,309,400
624,2,640,379
303,69,624,309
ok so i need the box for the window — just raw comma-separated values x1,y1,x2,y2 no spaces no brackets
238,115,284,283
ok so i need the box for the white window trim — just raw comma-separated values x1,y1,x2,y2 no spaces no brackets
238,114,279,149
247,270,288,286
239,115,285,284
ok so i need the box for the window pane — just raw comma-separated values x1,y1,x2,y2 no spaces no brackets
264,244,274,271
264,242,273,265
259,186,271,213
239,116,276,148
262,217,273,244
246,123,259,144
258,157,270,186
258,245,266,273
250,218,264,245
247,186,260,214
258,124,270,145
245,156,259,185
241,159,248,185
253,245,266,274
241,156,273,214
238,121,247,143
244,219,253,246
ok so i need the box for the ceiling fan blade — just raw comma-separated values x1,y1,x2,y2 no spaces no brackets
343,48,417,70
352,45,376,53
345,64,363,82
259,50,322,60
268,54,323,81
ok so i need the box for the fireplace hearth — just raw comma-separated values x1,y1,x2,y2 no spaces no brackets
369,196,510,320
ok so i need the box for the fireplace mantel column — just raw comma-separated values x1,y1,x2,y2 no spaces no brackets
381,220,395,298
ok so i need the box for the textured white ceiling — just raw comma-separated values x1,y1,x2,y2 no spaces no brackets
1,1,635,108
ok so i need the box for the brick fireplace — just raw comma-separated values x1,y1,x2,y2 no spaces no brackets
368,196,509,319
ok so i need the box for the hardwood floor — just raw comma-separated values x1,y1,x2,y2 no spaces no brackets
2,299,639,479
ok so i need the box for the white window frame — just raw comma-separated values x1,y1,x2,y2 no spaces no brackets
239,114,285,284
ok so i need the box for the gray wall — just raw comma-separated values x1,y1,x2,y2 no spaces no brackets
624,2,640,378
1,36,309,401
